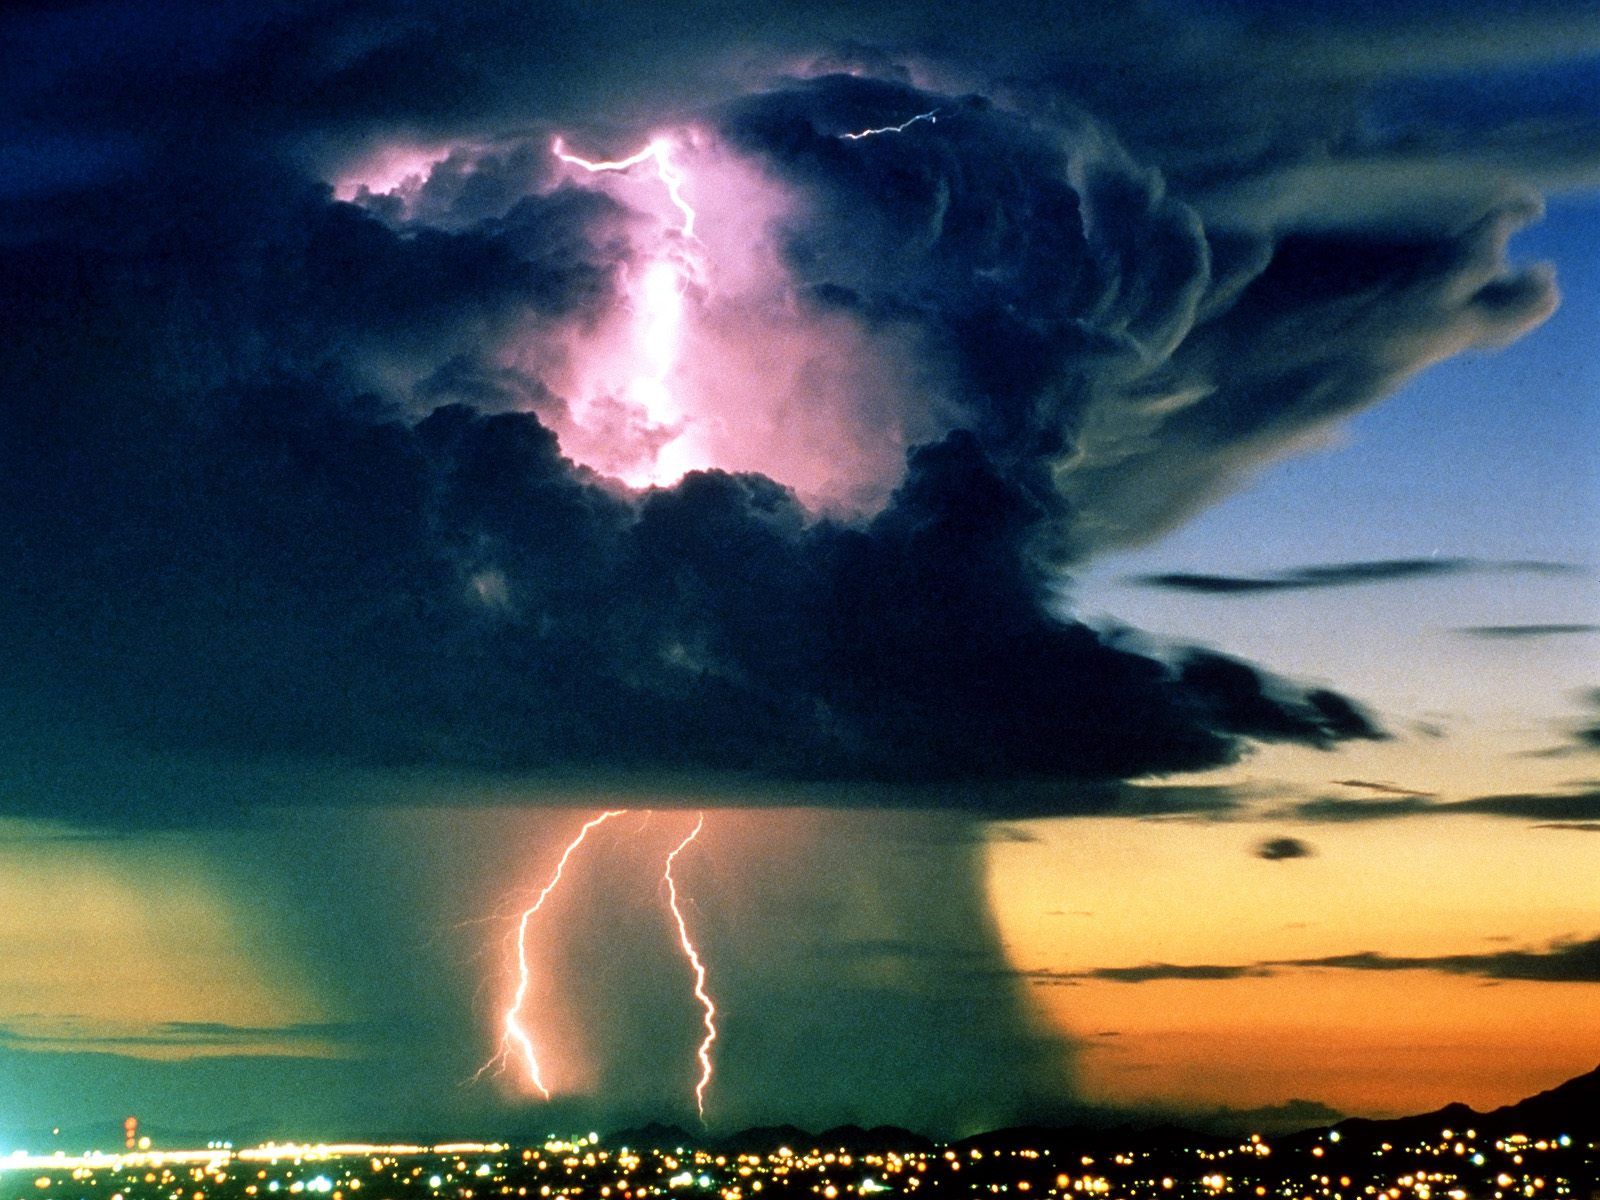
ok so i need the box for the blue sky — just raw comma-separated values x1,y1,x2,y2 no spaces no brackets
1077,192,1599,757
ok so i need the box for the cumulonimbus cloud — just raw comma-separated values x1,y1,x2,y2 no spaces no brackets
1,10,1593,826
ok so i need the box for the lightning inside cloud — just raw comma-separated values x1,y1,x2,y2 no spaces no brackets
839,108,941,140
549,135,704,486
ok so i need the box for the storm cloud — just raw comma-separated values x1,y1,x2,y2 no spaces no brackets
6,0,1590,823
0,107,1415,825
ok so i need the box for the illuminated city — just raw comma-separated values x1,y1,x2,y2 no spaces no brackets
2,1077,1595,1200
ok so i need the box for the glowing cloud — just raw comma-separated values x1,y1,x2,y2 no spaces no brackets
549,136,704,487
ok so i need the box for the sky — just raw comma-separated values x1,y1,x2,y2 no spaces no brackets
0,0,1597,1147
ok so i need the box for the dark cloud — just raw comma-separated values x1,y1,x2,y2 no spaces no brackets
1256,836,1314,861
1026,964,1271,985
1043,934,1600,987
1334,779,1436,797
1446,789,1600,821
1290,788,1600,823
1282,937,1600,984
718,74,1562,554
1288,797,1437,822
1534,822,1600,832
0,150,1394,825
1130,559,1579,595
1459,624,1600,639
1576,690,1600,750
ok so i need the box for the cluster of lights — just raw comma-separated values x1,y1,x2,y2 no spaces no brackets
1,1122,1590,1200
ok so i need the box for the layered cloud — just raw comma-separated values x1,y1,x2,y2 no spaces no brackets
1029,934,1600,987
1132,559,1580,595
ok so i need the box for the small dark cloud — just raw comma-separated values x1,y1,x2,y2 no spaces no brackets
1534,822,1600,832
986,824,1041,843
1256,836,1314,861
1334,778,1436,797
1459,623,1600,639
1575,690,1600,750
1130,559,1578,595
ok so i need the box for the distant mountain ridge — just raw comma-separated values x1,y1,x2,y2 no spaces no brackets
1284,1063,1600,1151
691,1064,1600,1153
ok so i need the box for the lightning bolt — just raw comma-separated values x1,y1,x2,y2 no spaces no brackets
839,109,941,140
552,136,696,239
480,809,626,1097
550,134,704,484
663,812,717,1121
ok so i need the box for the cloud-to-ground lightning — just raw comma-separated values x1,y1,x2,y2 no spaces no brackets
839,109,941,140
481,809,626,1097
663,813,717,1121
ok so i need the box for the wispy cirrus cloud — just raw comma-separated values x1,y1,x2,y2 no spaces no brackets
1129,558,1581,595
1458,623,1600,639
0,1016,368,1056
1025,934,1600,987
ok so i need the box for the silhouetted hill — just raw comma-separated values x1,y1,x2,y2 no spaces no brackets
1488,1063,1600,1132
707,1124,811,1154
814,1126,937,1155
1277,1064,1600,1155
